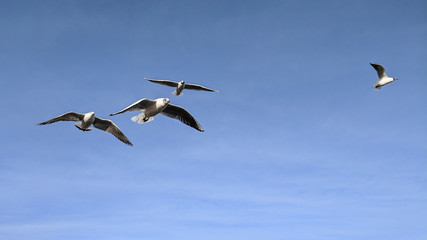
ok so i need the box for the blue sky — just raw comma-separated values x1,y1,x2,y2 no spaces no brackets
1,0,426,239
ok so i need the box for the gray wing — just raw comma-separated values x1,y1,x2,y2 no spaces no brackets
370,63,386,78
110,98,156,116
38,112,84,125
145,78,178,88
160,104,204,132
184,83,218,92
93,117,133,146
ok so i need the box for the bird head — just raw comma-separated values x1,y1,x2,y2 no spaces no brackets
180,80,185,84
163,98,170,104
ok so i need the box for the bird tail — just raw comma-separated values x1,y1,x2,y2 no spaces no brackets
374,83,381,91
131,113,154,124
172,90,183,96
74,122,92,131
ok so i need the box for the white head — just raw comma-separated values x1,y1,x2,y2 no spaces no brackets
180,80,185,84
155,98,170,108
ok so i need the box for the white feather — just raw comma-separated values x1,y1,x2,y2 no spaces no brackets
131,113,154,124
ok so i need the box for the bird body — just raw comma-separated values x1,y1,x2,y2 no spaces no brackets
145,78,218,96
370,63,398,90
38,112,133,146
174,81,185,96
135,98,169,123
74,112,95,131
110,98,204,132
374,77,395,90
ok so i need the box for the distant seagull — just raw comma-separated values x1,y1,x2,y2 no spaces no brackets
145,78,218,96
370,63,398,90
110,98,204,132
38,112,133,146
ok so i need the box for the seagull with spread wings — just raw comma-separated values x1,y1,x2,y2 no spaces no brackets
370,63,398,90
38,112,133,146
110,98,204,132
145,78,218,96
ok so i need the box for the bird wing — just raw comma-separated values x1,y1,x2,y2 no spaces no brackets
370,63,387,78
184,83,218,92
38,112,84,125
145,78,178,88
160,104,204,132
110,98,156,116
93,117,133,146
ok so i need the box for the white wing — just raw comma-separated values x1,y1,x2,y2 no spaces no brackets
38,112,84,125
110,98,156,116
161,104,204,132
370,63,387,79
93,117,133,146
184,83,219,92
145,78,178,88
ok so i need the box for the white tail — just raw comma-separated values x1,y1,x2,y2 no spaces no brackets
374,83,381,91
172,90,183,96
74,122,92,131
131,113,154,124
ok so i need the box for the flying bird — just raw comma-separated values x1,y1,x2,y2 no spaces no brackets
110,98,204,132
38,112,133,146
145,78,218,96
370,63,398,90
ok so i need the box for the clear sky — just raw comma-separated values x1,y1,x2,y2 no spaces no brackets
1,0,426,239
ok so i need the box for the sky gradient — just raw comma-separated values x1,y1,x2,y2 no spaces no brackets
1,0,426,239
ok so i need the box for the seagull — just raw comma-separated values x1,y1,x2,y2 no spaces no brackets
110,98,204,132
145,78,218,96
370,63,398,90
38,112,133,146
